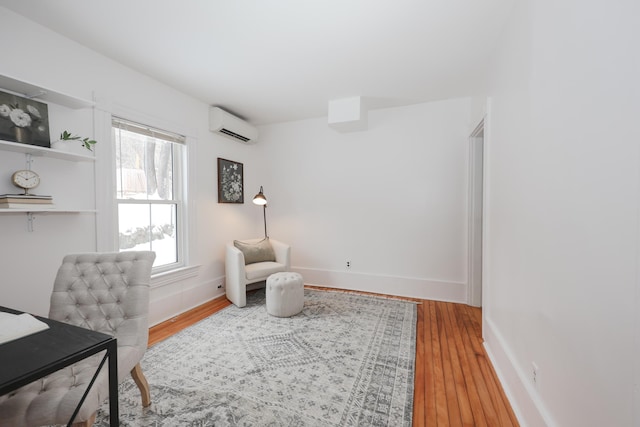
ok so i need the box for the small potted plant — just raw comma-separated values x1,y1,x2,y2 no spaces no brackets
52,130,97,152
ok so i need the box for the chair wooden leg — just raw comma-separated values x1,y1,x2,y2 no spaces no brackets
71,412,96,427
131,362,151,407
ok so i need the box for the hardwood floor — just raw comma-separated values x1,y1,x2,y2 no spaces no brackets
148,296,231,346
147,288,518,426
415,300,518,427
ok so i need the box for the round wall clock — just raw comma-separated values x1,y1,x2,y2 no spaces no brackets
11,169,41,194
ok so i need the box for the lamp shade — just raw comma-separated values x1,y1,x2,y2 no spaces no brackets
253,186,267,205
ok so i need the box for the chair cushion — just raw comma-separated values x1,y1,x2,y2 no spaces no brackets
245,261,286,280
234,238,276,265
0,354,107,426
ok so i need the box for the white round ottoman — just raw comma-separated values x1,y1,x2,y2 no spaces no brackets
266,272,304,317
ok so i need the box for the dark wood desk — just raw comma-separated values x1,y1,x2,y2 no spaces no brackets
0,306,119,426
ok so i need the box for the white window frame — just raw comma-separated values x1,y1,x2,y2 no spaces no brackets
112,116,187,274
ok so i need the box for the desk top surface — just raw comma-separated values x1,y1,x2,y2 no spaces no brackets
0,306,114,395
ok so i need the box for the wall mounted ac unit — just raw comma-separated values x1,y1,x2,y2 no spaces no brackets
209,107,258,144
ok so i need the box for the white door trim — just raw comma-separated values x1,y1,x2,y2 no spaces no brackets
467,119,485,307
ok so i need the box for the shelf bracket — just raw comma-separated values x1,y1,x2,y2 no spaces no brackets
25,153,33,170
25,90,47,100
27,212,35,232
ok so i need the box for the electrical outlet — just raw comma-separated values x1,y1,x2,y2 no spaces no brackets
346,261,351,269
532,362,539,389
217,281,224,289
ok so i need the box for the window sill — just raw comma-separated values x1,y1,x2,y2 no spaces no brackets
151,265,200,289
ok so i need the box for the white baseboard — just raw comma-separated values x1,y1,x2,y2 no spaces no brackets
483,317,555,427
147,266,464,329
292,267,466,303
148,275,226,326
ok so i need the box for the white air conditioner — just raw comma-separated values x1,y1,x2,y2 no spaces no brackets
209,107,258,144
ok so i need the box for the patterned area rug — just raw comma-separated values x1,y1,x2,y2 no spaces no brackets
95,288,417,426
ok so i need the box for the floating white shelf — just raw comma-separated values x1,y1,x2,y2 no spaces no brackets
0,209,96,232
0,74,97,231
0,209,96,213
0,139,95,162
0,74,94,109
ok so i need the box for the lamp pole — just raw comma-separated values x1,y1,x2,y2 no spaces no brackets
253,186,268,238
262,204,268,238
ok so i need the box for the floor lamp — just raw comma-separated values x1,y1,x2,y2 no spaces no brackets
253,186,268,238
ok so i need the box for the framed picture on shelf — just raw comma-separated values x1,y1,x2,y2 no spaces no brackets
0,90,51,148
217,158,244,203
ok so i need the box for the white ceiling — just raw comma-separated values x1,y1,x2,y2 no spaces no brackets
0,0,513,125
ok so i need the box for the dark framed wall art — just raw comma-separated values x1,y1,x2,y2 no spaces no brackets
0,90,51,147
217,158,244,203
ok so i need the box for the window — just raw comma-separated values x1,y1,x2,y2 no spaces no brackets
112,117,186,271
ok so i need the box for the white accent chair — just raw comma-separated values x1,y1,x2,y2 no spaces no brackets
225,238,291,307
0,251,155,427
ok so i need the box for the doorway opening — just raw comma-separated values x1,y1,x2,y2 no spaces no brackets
468,120,484,307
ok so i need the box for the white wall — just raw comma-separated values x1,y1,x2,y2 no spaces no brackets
12,5,639,424
483,1,640,426
256,98,472,301
0,8,265,323
0,7,473,324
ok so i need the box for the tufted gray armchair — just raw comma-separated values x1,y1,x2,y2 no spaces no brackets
0,251,155,427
